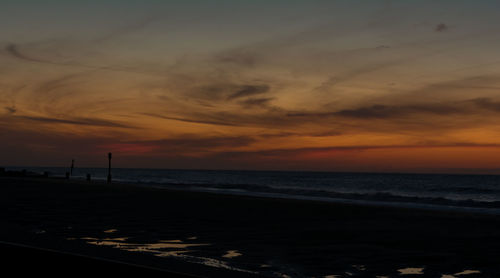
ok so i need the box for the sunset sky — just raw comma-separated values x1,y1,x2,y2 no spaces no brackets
2,0,500,172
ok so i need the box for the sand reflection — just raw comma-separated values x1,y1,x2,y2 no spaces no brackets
441,270,481,278
81,237,207,253
455,270,481,275
352,265,366,271
222,250,242,258
398,267,424,275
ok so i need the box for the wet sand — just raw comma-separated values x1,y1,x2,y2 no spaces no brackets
1,176,499,277
0,241,195,277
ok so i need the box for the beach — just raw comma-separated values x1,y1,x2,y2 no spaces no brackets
1,176,499,277
0,241,195,277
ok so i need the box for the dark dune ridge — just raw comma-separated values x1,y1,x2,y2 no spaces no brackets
1,176,499,277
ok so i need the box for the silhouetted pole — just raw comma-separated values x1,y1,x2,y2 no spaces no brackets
70,159,74,176
107,152,112,184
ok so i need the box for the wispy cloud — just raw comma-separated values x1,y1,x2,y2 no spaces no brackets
141,113,240,127
5,43,55,64
238,97,274,109
4,106,16,114
97,134,258,157
435,23,448,32
12,115,133,128
227,85,270,100
288,98,500,119
93,16,159,43
4,42,164,77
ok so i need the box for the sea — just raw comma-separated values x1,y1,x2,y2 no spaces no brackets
7,166,500,214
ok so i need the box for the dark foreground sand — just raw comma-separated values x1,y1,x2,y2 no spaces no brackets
1,177,499,277
0,241,195,277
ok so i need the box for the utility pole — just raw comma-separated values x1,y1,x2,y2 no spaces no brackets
107,152,112,184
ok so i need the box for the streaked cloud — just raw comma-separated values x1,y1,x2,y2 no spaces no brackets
141,113,241,127
4,106,16,114
6,43,54,64
226,85,270,100
238,97,274,109
10,115,134,128
435,23,448,32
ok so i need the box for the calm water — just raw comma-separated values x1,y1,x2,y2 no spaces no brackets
8,167,500,210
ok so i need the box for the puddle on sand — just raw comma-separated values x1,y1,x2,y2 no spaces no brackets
352,265,366,271
81,237,206,251
73,236,256,275
155,250,192,256
122,241,209,251
161,239,183,243
441,270,482,278
398,268,424,275
455,270,481,275
82,237,128,241
222,250,242,258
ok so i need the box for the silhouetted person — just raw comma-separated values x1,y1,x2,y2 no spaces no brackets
70,159,74,176
86,173,91,182
65,172,70,179
107,152,112,184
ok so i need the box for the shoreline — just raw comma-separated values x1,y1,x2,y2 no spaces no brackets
5,175,500,216
172,186,500,216
2,176,500,277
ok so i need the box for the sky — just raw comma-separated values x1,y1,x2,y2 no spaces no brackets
2,0,500,173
